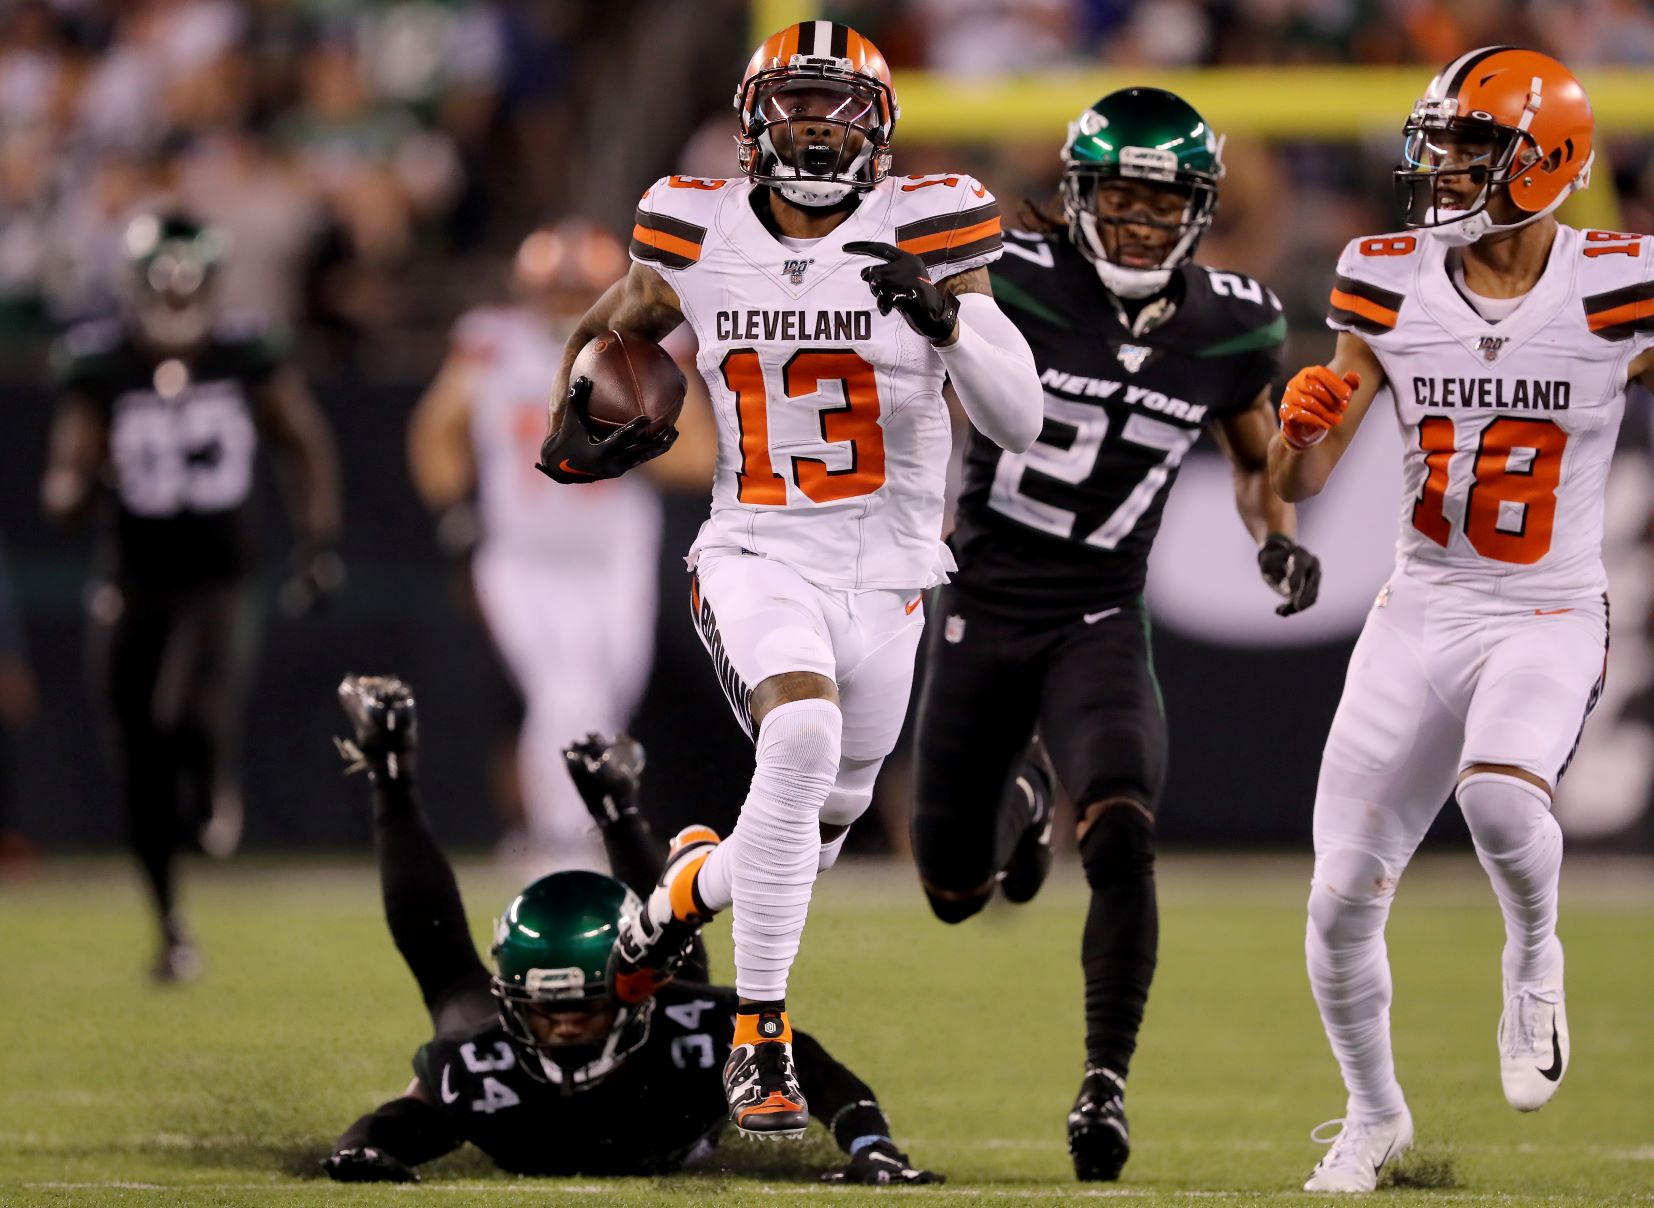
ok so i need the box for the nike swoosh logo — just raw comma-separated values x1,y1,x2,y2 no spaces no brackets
1538,1018,1563,1081
1084,607,1122,624
905,595,923,615
440,1065,459,1104
557,459,597,477
1534,607,1574,616
971,183,986,198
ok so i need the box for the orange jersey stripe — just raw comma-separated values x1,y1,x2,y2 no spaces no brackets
1587,296,1654,332
631,224,701,263
896,216,1002,257
1329,288,1398,329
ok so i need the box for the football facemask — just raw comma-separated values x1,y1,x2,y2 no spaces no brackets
742,75,889,207
1064,165,1218,299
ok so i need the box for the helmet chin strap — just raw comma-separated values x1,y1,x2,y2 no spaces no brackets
1426,153,1592,247
758,129,873,209
1076,211,1197,299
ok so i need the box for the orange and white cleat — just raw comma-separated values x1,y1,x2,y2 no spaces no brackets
724,1007,809,1138
609,824,720,1003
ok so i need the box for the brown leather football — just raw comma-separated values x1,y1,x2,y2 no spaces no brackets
571,329,686,437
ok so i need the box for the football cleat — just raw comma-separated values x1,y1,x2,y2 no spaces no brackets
1498,940,1568,1111
563,732,645,827
153,915,202,984
725,1009,809,1138
335,675,418,779
1303,1110,1413,1193
610,824,719,1003
1068,1067,1130,1181
999,738,1056,904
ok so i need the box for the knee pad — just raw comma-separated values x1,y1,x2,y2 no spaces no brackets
1456,772,1552,858
820,755,882,829
1079,802,1156,888
924,886,992,925
1308,847,1396,940
751,698,843,809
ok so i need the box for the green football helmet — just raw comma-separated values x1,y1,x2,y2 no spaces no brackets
121,211,228,352
490,870,653,1091
1061,87,1224,298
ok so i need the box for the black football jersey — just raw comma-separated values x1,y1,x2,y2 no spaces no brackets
412,982,737,1176
951,231,1285,617
52,319,284,589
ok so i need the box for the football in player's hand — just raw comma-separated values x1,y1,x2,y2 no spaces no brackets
572,330,686,437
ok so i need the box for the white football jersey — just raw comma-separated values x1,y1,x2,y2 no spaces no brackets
1327,225,1654,602
452,306,660,561
629,171,1005,590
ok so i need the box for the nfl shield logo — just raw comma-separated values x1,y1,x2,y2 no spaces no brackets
1477,336,1506,362
944,615,966,644
1117,343,1152,373
782,257,813,285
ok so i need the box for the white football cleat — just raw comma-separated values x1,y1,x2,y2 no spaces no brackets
1303,1110,1413,1193
1498,940,1568,1111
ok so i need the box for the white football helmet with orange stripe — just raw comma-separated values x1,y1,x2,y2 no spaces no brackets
1397,46,1594,246
734,21,898,209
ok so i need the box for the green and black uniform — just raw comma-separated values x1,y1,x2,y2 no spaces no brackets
912,230,1284,1075
53,317,281,923
337,772,892,1176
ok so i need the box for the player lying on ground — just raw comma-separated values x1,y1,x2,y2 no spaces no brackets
908,87,1318,1184
538,20,1043,1138
1268,48,1654,1194
322,674,939,1184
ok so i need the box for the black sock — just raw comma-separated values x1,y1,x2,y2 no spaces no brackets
596,807,664,897
1079,805,1159,1078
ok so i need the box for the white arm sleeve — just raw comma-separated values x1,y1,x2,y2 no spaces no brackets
935,292,1043,453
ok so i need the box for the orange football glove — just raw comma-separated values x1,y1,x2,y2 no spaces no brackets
1279,366,1361,449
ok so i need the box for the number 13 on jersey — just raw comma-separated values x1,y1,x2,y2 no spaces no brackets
719,348,886,505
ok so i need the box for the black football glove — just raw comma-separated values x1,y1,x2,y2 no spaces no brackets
1258,532,1322,617
321,1145,420,1183
844,241,959,343
278,540,345,617
821,1139,944,1186
535,377,676,485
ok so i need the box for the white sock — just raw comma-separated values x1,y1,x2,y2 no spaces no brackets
1306,844,1410,1121
1457,772,1562,987
703,698,842,1001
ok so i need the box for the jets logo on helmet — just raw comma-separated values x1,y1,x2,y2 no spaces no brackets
1395,46,1594,246
1060,88,1224,300
734,21,897,209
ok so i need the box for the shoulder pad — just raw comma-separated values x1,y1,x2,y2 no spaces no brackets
1326,232,1419,337
1193,264,1283,315
1577,229,1654,345
56,318,124,361
888,172,1003,278
630,175,728,271
215,314,289,359
451,305,515,359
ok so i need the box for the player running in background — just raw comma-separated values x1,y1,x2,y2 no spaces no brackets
41,212,342,980
408,222,669,871
537,21,1043,1137
908,89,1319,1182
1269,48,1653,1193
324,675,939,1185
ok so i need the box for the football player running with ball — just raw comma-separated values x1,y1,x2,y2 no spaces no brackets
908,89,1319,1182
1268,49,1653,1193
539,21,1042,1137
324,675,938,1184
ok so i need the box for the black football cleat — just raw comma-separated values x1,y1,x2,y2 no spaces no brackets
1068,1067,1130,1181
563,732,646,827
335,675,418,778
999,737,1056,904
725,1011,809,1139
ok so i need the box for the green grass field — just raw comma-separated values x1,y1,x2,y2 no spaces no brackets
1,853,1650,1207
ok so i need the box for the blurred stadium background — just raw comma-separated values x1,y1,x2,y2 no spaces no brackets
1,0,1653,876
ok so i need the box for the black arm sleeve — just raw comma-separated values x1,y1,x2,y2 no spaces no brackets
369,773,493,1032
334,1095,463,1168
791,1029,891,1155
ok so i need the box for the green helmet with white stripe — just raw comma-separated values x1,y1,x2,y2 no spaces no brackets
1061,88,1225,298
